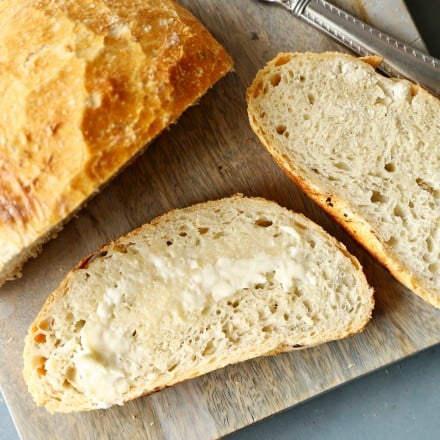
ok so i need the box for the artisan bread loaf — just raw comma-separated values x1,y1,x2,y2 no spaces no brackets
247,52,440,308
24,195,373,412
0,0,232,286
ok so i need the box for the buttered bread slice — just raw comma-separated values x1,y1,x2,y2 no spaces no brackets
24,195,373,412
247,52,440,308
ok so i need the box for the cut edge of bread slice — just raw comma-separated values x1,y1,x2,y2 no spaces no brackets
247,52,440,308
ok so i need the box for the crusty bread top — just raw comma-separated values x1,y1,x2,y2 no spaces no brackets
247,52,440,307
24,195,373,412
0,0,232,286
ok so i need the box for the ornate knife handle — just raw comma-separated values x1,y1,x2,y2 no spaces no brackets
260,0,440,96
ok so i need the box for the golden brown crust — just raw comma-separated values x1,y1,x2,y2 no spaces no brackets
246,52,439,308
360,55,383,68
0,0,232,285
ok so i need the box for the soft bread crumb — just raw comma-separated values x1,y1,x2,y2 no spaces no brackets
247,52,440,308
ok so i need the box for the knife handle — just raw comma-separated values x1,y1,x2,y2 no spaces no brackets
300,0,440,96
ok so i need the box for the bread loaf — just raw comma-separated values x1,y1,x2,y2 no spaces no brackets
24,195,374,412
0,0,232,286
247,52,440,308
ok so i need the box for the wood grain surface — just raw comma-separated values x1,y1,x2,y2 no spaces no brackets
1,1,439,439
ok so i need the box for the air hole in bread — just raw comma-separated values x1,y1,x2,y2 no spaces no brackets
299,75,305,82
274,54,292,66
283,313,290,321
212,231,224,240
65,367,76,381
303,114,310,120
384,162,396,172
37,366,47,377
179,231,187,237
335,162,350,171
34,333,46,344
252,80,263,98
276,124,287,135
65,313,74,324
293,221,307,230
62,379,75,390
393,205,405,219
426,237,433,252
113,243,128,253
255,218,273,227
429,262,439,275
410,84,419,97
198,227,209,235
38,318,54,331
288,70,294,78
166,239,173,246
370,191,388,203
307,93,315,105
416,178,438,197
270,302,278,314
74,320,86,333
202,341,216,356
227,299,240,308
270,73,282,87
374,96,387,106
416,177,427,189
34,356,47,376
386,236,398,246
167,362,179,372
303,300,312,313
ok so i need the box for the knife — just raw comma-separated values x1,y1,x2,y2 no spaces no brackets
258,0,440,96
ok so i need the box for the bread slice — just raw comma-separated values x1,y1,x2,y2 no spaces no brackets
247,52,440,308
0,0,232,286
23,195,373,412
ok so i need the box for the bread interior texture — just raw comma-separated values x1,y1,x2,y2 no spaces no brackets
247,52,440,307
24,196,373,412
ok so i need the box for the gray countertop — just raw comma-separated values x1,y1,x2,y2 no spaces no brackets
1,1,439,438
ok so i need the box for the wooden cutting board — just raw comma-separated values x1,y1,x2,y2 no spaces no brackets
1,1,439,438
